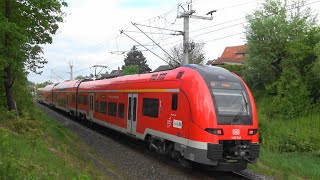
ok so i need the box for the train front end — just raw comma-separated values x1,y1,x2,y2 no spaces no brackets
181,65,259,171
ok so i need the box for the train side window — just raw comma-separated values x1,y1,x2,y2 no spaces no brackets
95,101,99,112
172,94,178,110
72,94,75,104
99,101,107,114
79,95,83,105
118,103,124,118
108,102,117,116
142,98,159,118
83,95,88,105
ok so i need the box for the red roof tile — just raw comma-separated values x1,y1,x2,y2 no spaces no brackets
210,45,247,65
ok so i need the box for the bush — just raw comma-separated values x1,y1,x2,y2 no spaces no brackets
218,64,247,77
266,68,312,119
258,102,320,153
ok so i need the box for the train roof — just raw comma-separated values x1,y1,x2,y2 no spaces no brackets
183,64,240,82
40,65,238,91
53,80,80,90
78,64,237,90
42,83,57,91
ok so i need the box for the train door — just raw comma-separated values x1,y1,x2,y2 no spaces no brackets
89,93,94,120
127,93,138,135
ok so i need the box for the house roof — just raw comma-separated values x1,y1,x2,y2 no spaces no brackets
209,45,247,65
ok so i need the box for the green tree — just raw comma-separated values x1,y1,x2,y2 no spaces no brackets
245,0,320,88
245,0,320,118
35,81,50,89
165,41,205,67
0,0,67,111
122,46,151,74
310,42,320,101
75,75,85,80
122,65,139,75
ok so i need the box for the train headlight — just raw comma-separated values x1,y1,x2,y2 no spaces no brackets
205,128,224,135
248,129,258,135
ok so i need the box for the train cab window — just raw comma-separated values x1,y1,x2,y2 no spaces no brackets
83,95,88,105
172,94,178,110
118,103,125,118
95,101,99,112
142,98,159,118
108,102,117,116
99,101,107,114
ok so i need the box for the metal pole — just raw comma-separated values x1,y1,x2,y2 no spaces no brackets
183,16,189,65
178,0,214,65
70,65,73,80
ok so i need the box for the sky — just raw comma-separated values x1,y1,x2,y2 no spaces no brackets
27,0,320,83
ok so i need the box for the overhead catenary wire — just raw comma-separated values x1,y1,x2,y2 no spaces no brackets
120,30,172,66
71,0,320,75
132,22,180,66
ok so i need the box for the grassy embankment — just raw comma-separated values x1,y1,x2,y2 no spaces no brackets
0,107,116,179
249,98,320,179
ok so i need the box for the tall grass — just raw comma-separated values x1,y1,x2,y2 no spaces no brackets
0,108,108,179
249,97,320,179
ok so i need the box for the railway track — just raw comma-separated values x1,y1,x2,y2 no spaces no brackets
38,103,272,180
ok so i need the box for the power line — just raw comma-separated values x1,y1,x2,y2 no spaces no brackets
191,17,245,33
203,32,245,43
191,22,246,39
132,22,180,65
216,0,261,11
122,30,181,36
120,30,171,65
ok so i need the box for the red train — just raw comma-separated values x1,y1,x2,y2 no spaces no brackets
37,64,259,171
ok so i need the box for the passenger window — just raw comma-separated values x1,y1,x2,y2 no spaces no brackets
142,98,159,118
172,94,178,110
79,95,83,105
95,101,99,112
72,95,75,104
118,103,125,118
83,95,88,105
99,101,107,114
108,102,117,116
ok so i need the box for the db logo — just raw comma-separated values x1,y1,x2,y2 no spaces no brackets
232,129,240,135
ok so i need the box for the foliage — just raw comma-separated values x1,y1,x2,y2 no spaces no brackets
249,148,320,180
0,108,107,179
35,81,50,89
122,46,151,74
217,64,247,78
75,75,85,80
245,0,320,119
14,72,37,114
122,65,139,75
257,97,320,153
245,0,320,88
309,42,320,101
266,68,312,119
312,42,320,78
165,41,205,67
0,0,67,111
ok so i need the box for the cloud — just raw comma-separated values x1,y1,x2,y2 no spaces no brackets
28,0,262,83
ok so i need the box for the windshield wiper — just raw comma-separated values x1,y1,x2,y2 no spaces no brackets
232,102,248,123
